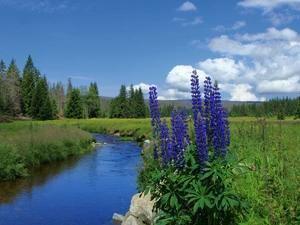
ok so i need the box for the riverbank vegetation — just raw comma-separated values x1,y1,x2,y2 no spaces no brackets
0,123,94,180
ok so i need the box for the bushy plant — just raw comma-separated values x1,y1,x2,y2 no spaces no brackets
142,71,248,224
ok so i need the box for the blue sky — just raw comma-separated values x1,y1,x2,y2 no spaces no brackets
0,0,300,101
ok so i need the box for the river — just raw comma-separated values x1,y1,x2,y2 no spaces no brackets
0,133,142,225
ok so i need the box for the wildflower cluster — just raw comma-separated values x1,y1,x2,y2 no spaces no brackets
149,70,230,170
146,71,247,225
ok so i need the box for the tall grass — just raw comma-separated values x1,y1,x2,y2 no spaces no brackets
229,119,300,224
0,123,94,180
137,117,300,224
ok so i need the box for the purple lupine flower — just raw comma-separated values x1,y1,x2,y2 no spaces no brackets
190,70,208,169
171,109,189,167
203,76,216,148
149,86,161,159
211,80,227,159
159,119,172,167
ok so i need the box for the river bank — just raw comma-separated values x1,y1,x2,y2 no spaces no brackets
0,123,94,180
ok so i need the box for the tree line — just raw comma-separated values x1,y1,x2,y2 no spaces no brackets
229,97,300,119
0,56,103,120
0,55,150,120
109,85,148,118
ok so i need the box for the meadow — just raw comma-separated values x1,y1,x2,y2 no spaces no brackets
0,117,300,224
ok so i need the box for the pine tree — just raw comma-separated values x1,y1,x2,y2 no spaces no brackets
135,87,147,118
66,77,73,99
87,82,101,118
21,55,36,116
277,104,285,120
128,85,136,118
0,60,7,114
6,59,22,116
295,96,300,119
51,98,58,119
31,76,53,120
64,88,83,119
109,85,129,118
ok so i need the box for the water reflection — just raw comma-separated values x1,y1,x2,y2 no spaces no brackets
0,154,82,204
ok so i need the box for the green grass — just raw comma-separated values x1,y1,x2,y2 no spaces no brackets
0,122,94,180
1,117,300,224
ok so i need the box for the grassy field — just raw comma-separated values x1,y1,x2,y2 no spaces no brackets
1,117,300,224
0,122,94,180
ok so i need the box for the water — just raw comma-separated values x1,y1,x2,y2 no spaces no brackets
0,134,142,225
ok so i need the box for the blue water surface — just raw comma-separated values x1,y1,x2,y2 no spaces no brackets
0,134,142,225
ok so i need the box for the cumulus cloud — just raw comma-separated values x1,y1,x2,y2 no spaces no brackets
206,27,300,98
166,65,207,92
256,76,300,94
197,58,245,82
237,0,300,26
177,1,197,11
145,27,300,101
219,83,260,101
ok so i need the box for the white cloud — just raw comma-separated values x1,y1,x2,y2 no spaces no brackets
237,0,300,26
237,0,300,11
232,21,246,30
256,76,300,93
197,58,245,82
182,17,202,26
0,0,76,12
220,83,259,101
213,21,246,32
177,1,197,11
239,27,300,42
165,65,207,92
205,27,300,98
130,83,156,96
268,12,299,26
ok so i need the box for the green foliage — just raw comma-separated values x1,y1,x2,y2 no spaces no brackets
21,55,37,116
109,85,146,118
87,82,101,118
64,88,84,119
142,146,248,225
229,97,299,118
0,60,6,114
6,59,22,116
295,97,300,119
0,143,28,180
31,76,53,120
277,104,285,120
51,98,59,119
0,123,94,180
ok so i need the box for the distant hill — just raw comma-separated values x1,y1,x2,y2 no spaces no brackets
99,96,261,113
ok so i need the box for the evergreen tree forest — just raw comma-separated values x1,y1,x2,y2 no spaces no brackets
109,85,148,118
229,97,300,119
0,56,103,120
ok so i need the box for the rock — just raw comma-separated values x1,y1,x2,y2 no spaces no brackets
112,213,124,224
114,132,120,137
91,142,107,148
122,192,155,225
137,133,147,142
122,215,145,225
141,140,153,156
